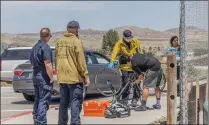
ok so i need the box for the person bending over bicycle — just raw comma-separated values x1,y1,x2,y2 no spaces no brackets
108,30,143,107
126,53,164,111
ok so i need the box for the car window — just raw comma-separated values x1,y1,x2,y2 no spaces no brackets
1,49,31,60
93,53,110,64
85,52,93,64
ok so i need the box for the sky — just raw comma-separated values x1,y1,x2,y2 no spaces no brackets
1,1,182,34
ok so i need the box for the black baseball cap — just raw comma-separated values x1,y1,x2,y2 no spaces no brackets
67,20,80,29
123,30,133,39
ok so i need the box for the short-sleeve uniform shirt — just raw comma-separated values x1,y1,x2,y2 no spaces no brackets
30,40,52,75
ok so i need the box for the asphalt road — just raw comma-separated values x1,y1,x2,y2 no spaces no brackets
1,87,108,119
1,86,169,124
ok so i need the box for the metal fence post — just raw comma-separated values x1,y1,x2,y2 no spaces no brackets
179,0,188,124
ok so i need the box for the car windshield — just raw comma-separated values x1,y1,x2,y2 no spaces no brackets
1,49,55,61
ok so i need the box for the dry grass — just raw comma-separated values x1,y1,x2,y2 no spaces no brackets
82,40,103,50
148,116,167,124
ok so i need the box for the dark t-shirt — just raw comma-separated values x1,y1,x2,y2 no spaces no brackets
131,53,161,75
30,40,52,73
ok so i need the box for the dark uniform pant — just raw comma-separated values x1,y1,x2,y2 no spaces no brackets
58,83,84,125
32,72,53,124
121,70,139,100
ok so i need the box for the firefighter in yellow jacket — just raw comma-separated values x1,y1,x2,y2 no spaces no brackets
55,21,90,125
108,30,143,107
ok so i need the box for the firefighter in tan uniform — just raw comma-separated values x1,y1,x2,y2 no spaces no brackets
55,21,90,125
108,30,143,106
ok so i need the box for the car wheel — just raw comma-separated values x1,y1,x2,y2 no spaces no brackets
23,93,35,102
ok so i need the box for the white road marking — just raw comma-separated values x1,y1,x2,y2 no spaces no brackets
1,109,33,112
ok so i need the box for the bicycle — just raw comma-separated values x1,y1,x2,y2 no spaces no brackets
115,69,166,102
94,67,142,106
94,66,166,97
115,71,142,105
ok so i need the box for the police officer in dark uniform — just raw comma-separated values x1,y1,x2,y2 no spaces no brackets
30,28,54,124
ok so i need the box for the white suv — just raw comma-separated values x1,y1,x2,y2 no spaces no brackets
1,47,32,82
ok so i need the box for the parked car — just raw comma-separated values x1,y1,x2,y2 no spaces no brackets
1,47,33,82
12,47,121,101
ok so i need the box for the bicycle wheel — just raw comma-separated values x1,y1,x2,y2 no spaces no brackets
139,72,166,96
94,68,122,97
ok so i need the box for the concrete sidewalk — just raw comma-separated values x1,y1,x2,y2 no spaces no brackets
1,94,168,124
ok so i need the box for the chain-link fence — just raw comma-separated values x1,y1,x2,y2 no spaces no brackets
179,1,208,124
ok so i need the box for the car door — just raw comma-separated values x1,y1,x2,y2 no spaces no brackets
84,52,100,93
91,52,121,94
